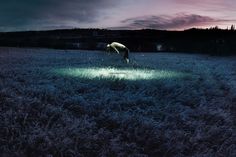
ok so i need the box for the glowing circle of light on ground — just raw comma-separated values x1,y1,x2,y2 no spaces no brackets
53,67,187,80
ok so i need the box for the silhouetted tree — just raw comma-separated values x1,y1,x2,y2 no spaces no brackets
230,25,235,31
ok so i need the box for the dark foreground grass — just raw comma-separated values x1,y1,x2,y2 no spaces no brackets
0,48,235,157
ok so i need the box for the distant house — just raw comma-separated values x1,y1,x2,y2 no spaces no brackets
73,43,81,49
156,44,163,51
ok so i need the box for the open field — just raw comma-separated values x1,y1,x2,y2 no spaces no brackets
0,47,235,157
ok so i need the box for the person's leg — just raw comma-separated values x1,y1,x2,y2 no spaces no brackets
123,48,129,63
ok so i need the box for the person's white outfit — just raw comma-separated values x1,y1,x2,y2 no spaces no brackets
107,42,130,63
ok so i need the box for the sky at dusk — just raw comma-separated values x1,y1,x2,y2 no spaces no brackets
0,0,236,32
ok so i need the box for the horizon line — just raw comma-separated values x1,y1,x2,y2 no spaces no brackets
1,26,235,33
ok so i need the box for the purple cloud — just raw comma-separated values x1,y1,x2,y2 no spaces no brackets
173,0,236,12
119,13,232,30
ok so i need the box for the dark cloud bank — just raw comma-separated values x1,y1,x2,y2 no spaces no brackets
0,0,117,31
118,13,231,30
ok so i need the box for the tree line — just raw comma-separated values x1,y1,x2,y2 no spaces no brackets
0,27,236,55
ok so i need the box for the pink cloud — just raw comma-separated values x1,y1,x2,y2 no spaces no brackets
173,0,234,10
118,13,233,30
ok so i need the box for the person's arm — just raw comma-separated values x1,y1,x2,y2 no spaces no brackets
111,45,120,54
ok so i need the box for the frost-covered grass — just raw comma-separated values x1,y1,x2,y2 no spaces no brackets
0,47,235,157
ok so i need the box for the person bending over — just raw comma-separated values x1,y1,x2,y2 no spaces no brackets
106,42,130,63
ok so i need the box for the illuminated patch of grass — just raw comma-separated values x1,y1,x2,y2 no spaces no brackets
54,67,187,80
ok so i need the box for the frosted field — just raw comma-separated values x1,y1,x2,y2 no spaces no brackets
0,47,236,157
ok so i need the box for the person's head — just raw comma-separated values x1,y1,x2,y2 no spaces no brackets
106,44,111,52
